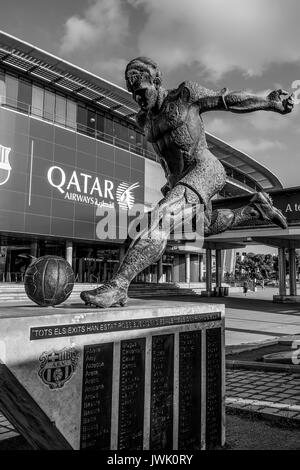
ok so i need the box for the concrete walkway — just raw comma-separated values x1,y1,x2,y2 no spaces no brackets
195,287,300,346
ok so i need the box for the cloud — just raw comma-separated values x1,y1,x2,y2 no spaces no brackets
130,0,300,80
58,1,300,85
206,118,233,136
229,138,285,154
248,112,289,131
59,0,130,80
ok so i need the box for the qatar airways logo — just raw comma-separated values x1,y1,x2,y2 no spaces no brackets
116,182,140,210
47,166,139,210
0,145,12,186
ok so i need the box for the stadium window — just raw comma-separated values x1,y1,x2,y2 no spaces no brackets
136,131,142,146
128,126,136,143
128,126,140,154
77,105,88,134
5,74,18,109
104,115,114,143
135,131,143,155
43,89,55,122
120,121,129,141
32,84,44,117
87,109,96,137
96,111,104,138
17,78,32,113
55,93,67,126
0,70,6,105
66,98,77,130
113,119,129,149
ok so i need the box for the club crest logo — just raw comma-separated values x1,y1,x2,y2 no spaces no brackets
38,347,79,390
0,145,11,186
116,181,140,210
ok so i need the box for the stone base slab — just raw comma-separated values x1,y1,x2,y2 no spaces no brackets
0,299,225,450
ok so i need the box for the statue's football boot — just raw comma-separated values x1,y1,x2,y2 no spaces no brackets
80,279,128,308
250,192,287,229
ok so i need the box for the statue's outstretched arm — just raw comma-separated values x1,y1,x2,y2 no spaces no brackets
198,87,294,115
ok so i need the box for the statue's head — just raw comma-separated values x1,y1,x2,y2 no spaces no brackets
125,57,162,111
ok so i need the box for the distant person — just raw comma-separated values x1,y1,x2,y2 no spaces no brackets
243,281,249,296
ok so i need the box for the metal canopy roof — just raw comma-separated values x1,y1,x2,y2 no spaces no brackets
0,31,139,120
0,30,283,191
207,133,282,190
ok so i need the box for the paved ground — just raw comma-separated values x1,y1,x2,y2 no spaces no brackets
198,287,300,346
226,369,300,420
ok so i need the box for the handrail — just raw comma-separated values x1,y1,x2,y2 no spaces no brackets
0,95,159,163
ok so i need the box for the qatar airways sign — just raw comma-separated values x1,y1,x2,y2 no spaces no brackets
47,166,140,211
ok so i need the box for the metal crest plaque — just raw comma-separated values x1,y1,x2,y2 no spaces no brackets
38,347,79,390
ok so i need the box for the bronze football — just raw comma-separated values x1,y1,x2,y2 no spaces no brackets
24,256,75,306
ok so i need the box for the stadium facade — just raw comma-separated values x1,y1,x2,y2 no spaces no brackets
0,31,283,284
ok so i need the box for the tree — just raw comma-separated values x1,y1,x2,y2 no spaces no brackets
235,253,276,283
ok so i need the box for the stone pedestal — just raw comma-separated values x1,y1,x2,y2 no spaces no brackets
0,300,225,450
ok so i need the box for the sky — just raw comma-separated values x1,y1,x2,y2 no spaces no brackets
1,0,300,188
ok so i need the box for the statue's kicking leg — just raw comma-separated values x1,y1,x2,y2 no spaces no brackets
205,191,287,236
80,186,189,308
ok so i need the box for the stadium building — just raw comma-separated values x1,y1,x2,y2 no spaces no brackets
0,31,283,285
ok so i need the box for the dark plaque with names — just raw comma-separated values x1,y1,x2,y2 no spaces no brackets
118,338,146,450
178,331,202,450
150,334,174,450
80,342,113,450
206,328,222,448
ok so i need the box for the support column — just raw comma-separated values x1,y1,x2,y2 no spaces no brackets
190,254,199,283
278,247,286,296
206,249,212,293
289,248,297,296
158,257,163,283
30,241,38,258
65,240,73,266
199,254,204,282
185,253,190,284
173,255,180,283
216,249,222,288
171,263,175,283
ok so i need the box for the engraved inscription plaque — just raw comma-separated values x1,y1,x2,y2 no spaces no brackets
178,331,202,450
80,343,113,450
118,338,146,450
206,328,222,448
150,334,174,450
